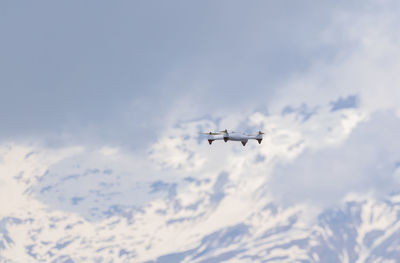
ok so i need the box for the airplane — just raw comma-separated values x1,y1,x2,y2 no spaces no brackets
200,129,264,146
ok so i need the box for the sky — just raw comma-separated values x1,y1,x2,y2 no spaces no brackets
2,1,400,261
2,0,400,209
1,0,370,149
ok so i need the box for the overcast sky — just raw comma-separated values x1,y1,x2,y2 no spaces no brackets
3,2,400,261
2,0,400,200
1,0,367,149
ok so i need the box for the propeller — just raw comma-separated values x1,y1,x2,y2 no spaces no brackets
200,132,223,135
249,131,265,136
200,129,229,135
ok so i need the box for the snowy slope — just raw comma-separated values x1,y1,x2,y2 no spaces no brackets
1,105,400,263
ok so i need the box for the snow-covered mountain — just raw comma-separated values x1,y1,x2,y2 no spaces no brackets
1,104,400,263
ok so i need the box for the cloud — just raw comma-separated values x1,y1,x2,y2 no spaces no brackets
270,111,400,206
269,0,400,116
0,0,363,147
252,0,400,206
0,100,398,261
2,1,400,261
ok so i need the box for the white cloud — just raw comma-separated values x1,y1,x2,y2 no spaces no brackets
269,0,400,116
270,111,400,206
2,1,400,261
0,101,399,261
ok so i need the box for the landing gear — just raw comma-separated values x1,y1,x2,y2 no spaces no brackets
241,141,247,146
257,139,262,144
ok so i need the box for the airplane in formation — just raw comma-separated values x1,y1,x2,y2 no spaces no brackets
200,129,264,146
